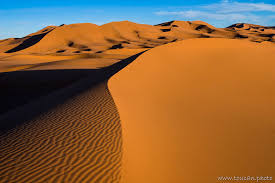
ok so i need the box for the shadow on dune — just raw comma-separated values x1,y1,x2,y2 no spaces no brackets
5,32,49,53
0,52,144,183
0,69,95,115
0,52,144,132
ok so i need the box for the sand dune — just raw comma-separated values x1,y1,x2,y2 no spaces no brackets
1,26,56,53
109,38,275,183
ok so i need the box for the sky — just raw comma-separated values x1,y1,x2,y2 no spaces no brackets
0,0,275,39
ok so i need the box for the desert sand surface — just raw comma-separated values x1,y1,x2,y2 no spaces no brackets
0,81,123,182
109,38,275,183
0,20,274,183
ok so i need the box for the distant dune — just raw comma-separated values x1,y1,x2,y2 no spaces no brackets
0,21,274,55
109,38,275,183
0,20,274,183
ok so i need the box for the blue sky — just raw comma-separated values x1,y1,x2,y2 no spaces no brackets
0,0,275,39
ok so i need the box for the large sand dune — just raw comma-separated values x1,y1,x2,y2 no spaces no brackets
109,38,275,183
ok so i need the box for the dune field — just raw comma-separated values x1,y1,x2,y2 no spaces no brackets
1,21,274,55
0,21,274,182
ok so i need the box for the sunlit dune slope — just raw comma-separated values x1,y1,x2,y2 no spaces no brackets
19,23,107,54
108,38,275,183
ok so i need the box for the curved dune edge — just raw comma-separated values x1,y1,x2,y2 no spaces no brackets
108,38,275,183
0,52,143,183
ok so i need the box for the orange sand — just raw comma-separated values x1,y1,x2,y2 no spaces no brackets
109,38,275,183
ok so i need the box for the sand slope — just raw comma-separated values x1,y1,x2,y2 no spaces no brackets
108,38,275,183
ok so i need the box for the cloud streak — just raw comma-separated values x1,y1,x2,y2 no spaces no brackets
203,1,275,13
155,0,275,27
156,11,256,21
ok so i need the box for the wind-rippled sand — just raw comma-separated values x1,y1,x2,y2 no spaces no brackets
0,81,122,183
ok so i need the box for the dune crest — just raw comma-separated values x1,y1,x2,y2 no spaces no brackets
0,53,143,182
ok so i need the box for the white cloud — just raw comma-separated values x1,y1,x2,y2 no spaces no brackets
156,10,259,23
203,1,275,13
155,1,275,26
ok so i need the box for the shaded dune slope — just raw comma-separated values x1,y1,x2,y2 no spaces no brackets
108,38,275,183
0,53,143,183
0,69,93,115
5,32,50,53
0,26,56,53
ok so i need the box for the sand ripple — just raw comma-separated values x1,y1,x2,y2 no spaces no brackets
0,82,122,183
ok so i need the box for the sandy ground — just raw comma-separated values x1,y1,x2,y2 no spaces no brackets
0,48,147,73
109,38,275,183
